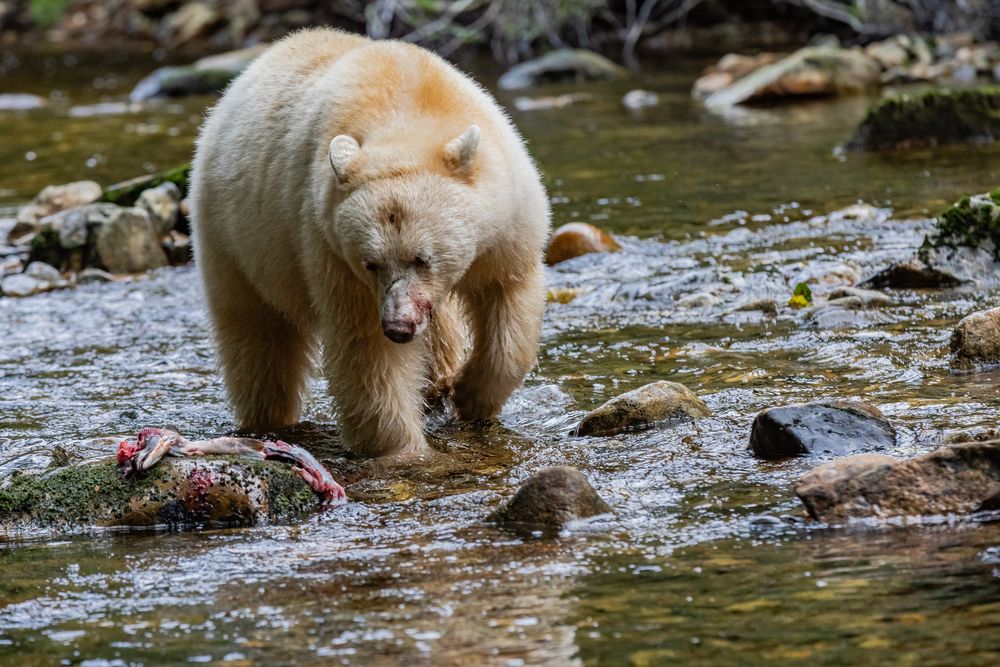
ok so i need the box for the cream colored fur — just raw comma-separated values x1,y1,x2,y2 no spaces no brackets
190,29,550,457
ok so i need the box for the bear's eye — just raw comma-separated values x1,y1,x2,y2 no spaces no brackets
414,255,430,270
364,261,379,272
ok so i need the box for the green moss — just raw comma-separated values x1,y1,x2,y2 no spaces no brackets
102,163,191,207
845,87,1000,151
920,191,1000,261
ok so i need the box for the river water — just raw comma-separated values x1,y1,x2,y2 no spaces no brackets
1,48,999,665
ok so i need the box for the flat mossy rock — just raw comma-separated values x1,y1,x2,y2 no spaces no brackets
0,457,318,536
488,466,610,529
845,87,1000,151
576,381,711,437
795,440,1000,521
103,163,192,208
922,191,1000,262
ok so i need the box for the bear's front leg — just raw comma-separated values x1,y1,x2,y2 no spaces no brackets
323,314,431,459
454,263,545,420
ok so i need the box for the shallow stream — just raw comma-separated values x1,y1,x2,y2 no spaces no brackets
1,49,999,665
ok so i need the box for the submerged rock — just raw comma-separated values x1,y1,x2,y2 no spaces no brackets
0,457,317,535
94,207,169,274
704,46,880,108
576,381,711,437
498,49,627,90
826,286,893,307
622,89,659,109
858,258,963,289
845,87,1000,151
750,400,896,459
545,222,621,265
488,466,610,528
78,267,114,284
795,441,1000,522
0,93,47,111
950,307,1000,372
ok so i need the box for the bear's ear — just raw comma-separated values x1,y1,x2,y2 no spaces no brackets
443,125,480,177
328,134,360,184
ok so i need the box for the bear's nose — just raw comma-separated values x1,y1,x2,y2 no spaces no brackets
382,320,416,344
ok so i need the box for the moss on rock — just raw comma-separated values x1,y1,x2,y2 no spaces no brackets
845,87,1000,151
0,456,319,535
102,163,191,207
920,191,1000,261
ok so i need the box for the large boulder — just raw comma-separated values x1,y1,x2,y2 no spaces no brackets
750,400,896,459
923,191,1000,261
0,457,318,536
576,381,711,437
94,207,169,274
130,44,268,101
545,222,621,265
795,441,1000,522
498,49,627,90
950,307,1000,372
704,46,880,108
845,87,1000,151
858,257,963,289
14,180,103,237
488,466,610,529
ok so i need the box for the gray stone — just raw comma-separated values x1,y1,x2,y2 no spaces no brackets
950,307,1000,372
622,89,659,109
1,273,53,297
750,400,896,459
94,207,169,274
24,261,61,283
827,286,893,307
489,466,610,529
137,181,181,235
16,180,103,230
130,44,268,101
499,49,627,90
77,268,114,284
795,441,1000,522
38,203,123,250
576,381,711,437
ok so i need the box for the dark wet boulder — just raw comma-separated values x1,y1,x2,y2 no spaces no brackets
795,441,1000,522
950,307,1000,372
0,457,318,536
130,44,267,101
488,466,610,528
576,381,711,437
498,49,627,90
545,222,621,265
750,400,896,459
704,46,880,108
858,258,963,289
844,87,1000,151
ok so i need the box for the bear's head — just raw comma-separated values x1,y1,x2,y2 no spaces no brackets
327,125,481,344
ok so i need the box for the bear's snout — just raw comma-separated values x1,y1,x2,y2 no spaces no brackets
382,319,417,343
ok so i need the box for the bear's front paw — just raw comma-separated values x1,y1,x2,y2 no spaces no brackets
453,384,502,421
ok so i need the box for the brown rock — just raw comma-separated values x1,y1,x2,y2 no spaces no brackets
705,46,880,108
950,307,1000,372
545,222,621,265
15,180,103,234
795,441,1000,521
576,381,711,437
489,466,610,528
692,52,784,98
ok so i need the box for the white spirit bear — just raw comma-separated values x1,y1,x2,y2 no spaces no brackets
191,29,551,457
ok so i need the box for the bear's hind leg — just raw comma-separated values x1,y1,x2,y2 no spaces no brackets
202,251,313,430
